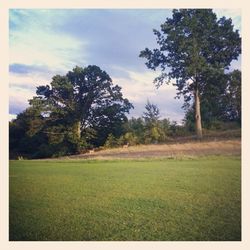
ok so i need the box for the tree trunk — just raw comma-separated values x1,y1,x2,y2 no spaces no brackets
194,88,203,139
74,121,81,139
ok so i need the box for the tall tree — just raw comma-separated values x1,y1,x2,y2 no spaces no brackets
143,100,160,125
140,9,241,139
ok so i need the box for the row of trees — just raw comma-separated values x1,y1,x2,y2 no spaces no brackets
9,9,241,158
105,82,241,149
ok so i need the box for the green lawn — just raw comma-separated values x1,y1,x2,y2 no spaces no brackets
9,157,241,241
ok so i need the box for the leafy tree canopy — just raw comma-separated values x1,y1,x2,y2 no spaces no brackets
32,65,133,145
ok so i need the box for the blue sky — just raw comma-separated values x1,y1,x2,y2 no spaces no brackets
9,9,241,122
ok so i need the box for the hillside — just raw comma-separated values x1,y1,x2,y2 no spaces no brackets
65,138,241,160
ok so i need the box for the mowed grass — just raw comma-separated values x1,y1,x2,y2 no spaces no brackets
9,157,241,241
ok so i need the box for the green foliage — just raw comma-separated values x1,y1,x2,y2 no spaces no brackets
123,117,145,144
118,101,195,144
222,70,241,122
184,70,241,130
160,118,171,135
104,134,118,148
144,126,165,144
123,132,139,146
10,157,241,240
142,101,166,143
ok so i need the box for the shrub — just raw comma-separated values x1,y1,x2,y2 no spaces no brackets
104,134,118,148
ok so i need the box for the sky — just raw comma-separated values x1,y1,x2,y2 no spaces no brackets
9,9,241,123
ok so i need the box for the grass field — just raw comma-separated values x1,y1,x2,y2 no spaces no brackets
9,157,241,241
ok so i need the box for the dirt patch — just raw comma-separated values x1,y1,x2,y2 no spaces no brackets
67,139,241,160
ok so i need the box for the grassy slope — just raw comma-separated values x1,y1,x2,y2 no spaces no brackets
77,139,241,160
9,157,241,241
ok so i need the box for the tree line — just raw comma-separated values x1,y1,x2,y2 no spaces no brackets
9,9,241,159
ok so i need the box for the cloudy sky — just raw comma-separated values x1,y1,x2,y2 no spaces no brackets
9,9,241,122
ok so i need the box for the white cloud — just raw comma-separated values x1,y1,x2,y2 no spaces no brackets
9,86,35,107
113,68,175,101
9,72,54,115
9,72,50,113
10,30,85,72
9,73,52,88
10,10,87,72
113,69,184,122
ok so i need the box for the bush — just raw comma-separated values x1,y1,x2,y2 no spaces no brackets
123,132,139,146
104,134,118,148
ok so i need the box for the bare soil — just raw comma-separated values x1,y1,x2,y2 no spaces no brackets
67,138,241,160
